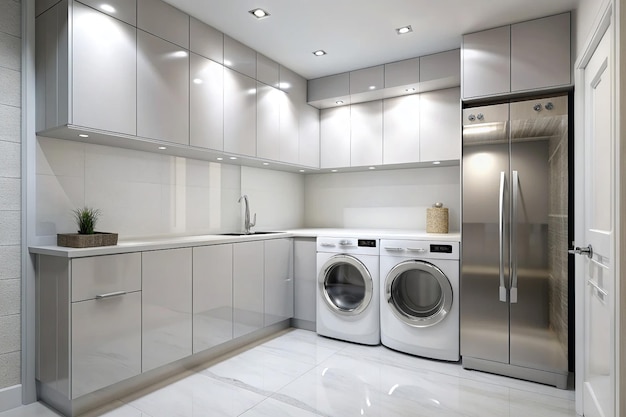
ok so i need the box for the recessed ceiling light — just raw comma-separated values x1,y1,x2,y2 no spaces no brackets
78,134,89,138
249,8,270,19
158,146,167,150
229,157,237,160
433,161,441,165
100,4,116,13
217,157,224,161
313,50,327,56
396,25,413,35
335,100,344,105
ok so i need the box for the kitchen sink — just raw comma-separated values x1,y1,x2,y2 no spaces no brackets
218,231,283,236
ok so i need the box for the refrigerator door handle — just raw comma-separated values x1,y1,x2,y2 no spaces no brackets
499,171,507,302
511,170,519,304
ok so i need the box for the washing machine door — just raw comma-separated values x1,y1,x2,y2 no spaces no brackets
319,255,373,316
385,260,452,327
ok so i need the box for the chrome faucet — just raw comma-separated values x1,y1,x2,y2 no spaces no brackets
238,195,256,234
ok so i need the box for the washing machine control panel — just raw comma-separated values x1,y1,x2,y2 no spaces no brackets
358,239,377,248
430,244,453,253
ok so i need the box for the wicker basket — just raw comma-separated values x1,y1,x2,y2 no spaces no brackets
57,232,118,248
426,203,449,234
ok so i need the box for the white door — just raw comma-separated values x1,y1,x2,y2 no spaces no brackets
577,18,615,417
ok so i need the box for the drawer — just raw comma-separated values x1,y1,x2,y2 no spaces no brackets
71,253,141,302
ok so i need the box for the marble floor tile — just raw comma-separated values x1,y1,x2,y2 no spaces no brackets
0,329,578,417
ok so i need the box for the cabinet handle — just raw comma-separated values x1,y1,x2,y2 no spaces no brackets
95,291,127,300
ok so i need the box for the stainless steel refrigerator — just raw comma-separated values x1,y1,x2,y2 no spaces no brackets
461,94,570,388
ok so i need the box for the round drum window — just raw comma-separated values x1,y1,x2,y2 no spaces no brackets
319,255,373,316
385,260,452,327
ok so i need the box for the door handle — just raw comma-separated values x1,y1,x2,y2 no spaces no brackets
498,171,507,303
569,245,593,259
510,170,518,304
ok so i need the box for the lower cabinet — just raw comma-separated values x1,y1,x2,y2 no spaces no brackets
264,238,294,326
293,238,317,326
233,241,265,338
192,244,233,353
142,248,193,372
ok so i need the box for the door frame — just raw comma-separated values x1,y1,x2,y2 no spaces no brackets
574,1,622,414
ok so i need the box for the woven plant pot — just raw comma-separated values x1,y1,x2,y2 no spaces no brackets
57,232,118,248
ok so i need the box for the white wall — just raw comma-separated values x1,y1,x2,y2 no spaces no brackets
241,166,305,231
304,166,460,231
0,0,22,392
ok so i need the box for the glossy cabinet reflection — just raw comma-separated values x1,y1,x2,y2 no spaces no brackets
351,100,383,167
383,94,420,164
420,87,460,161
142,248,192,372
224,68,257,157
264,239,294,326
320,106,351,168
137,0,189,48
190,53,224,150
256,81,281,160
193,244,233,353
233,241,264,338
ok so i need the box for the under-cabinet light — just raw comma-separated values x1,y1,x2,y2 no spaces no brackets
335,100,344,105
78,134,89,138
331,169,338,173
158,146,167,150
405,87,416,92
299,170,305,173
229,157,237,160
369,166,376,170
217,157,224,161
369,86,376,90
433,161,441,165
313,50,327,56
263,162,270,166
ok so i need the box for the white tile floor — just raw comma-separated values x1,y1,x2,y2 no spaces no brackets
0,329,579,417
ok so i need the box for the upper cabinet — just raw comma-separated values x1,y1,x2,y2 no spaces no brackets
35,0,317,171
308,49,459,109
420,87,461,161
462,13,570,100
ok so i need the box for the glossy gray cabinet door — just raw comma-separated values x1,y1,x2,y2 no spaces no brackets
224,68,257,156
190,17,223,64
350,65,384,94
264,239,293,326
279,67,302,164
350,100,383,167
137,0,189,48
294,238,316,324
71,291,141,398
511,13,570,92
193,244,233,353
299,104,320,168
420,87,460,162
383,94,420,164
142,248,192,372
462,26,511,99
72,3,137,135
384,57,419,89
224,35,256,78
256,81,281,160
307,73,350,104
233,241,264,338
71,253,141,302
320,106,350,168
420,49,460,92
190,53,224,150
137,31,190,145
257,54,279,87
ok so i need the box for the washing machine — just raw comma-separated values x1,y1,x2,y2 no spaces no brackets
380,239,460,361
316,236,380,345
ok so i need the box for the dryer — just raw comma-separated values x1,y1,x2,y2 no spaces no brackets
316,236,380,345
380,239,460,361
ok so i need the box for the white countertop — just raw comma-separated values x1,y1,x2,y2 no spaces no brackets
29,228,460,258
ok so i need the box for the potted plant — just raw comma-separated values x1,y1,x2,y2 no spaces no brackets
57,207,118,248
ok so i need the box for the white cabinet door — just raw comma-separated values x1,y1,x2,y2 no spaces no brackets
279,66,302,164
420,87,460,162
462,26,511,99
190,53,224,150
320,106,350,168
137,0,189,48
511,13,570,92
384,57,419,89
142,248,192,372
71,292,141,398
192,244,233,353
299,104,320,168
350,100,383,167
233,241,264,338
383,94,420,164
256,81,281,160
264,239,293,326
224,68,257,157
189,17,223,64
72,3,136,135
257,54,279,87
294,238,316,325
224,35,256,79
137,31,189,145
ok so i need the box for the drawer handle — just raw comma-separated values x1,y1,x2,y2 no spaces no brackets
95,291,127,300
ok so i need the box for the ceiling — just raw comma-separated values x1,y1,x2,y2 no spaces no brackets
164,0,579,80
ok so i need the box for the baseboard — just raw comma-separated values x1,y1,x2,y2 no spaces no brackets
291,318,316,332
0,384,22,413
